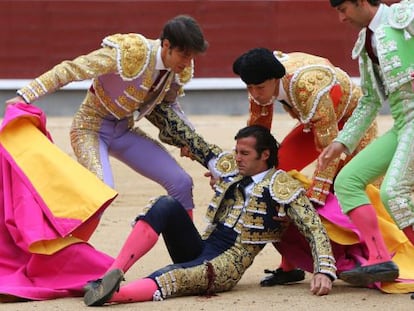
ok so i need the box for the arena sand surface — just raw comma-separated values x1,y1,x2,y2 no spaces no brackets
3,114,412,311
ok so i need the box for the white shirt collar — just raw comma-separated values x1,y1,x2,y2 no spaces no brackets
277,79,289,102
242,169,271,204
250,169,271,184
156,47,168,71
369,3,386,33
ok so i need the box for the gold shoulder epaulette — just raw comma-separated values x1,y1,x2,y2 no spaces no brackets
289,64,337,125
214,151,238,177
176,61,194,85
102,33,151,81
269,170,305,204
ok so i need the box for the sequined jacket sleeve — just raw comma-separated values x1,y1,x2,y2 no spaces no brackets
307,93,341,205
334,71,382,154
145,102,222,167
284,64,346,205
17,48,117,103
284,192,337,279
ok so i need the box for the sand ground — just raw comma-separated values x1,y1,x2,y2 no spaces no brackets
2,114,413,311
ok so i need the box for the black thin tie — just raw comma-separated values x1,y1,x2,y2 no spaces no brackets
365,28,379,65
238,176,253,200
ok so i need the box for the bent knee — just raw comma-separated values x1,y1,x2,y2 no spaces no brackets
170,172,193,191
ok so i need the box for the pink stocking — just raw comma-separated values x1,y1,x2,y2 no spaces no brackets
348,204,391,265
109,278,158,303
109,220,158,272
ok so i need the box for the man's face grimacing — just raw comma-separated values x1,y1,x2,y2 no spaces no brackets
247,78,279,105
235,136,269,177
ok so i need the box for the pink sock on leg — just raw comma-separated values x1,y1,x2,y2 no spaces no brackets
109,278,158,303
109,220,159,273
348,204,391,265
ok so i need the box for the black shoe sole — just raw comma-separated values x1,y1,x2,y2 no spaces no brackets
260,269,305,287
84,269,124,306
340,269,399,287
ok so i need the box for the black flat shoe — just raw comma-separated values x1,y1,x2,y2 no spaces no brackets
83,269,125,306
339,261,399,287
260,268,305,287
83,279,102,293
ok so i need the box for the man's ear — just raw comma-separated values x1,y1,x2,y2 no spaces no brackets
261,149,270,161
162,38,171,49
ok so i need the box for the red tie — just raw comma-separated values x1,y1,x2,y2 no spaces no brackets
150,70,168,92
365,28,379,64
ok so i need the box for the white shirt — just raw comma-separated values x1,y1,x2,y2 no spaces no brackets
368,3,387,56
155,47,168,71
243,169,271,203
277,80,289,103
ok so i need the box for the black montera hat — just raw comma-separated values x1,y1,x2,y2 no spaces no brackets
330,0,346,6
232,48,286,85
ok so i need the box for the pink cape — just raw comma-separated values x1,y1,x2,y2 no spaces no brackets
0,104,115,301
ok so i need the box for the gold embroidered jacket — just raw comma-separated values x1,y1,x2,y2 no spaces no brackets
17,33,220,166
248,52,377,205
204,152,337,279
139,153,337,298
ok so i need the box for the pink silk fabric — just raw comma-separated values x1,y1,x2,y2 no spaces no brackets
0,103,114,300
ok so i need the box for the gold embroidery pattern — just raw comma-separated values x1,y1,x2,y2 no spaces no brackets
102,33,150,80
124,85,145,104
287,199,337,278
93,80,129,119
70,111,106,181
277,52,378,204
140,41,158,91
151,168,337,299
278,51,331,72
207,170,301,244
18,48,117,103
155,244,260,298
289,65,337,125
307,175,334,206
70,91,136,182
144,102,221,164
214,152,238,177
117,95,139,113
269,170,305,204
177,63,194,85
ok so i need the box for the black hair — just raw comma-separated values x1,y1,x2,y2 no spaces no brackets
234,125,279,168
330,0,381,7
160,15,208,53
232,47,286,85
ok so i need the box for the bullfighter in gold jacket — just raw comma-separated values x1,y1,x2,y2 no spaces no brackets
6,15,220,219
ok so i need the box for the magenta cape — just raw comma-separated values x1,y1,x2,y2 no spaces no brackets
0,104,116,301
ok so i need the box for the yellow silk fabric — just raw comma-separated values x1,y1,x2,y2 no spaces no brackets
0,116,117,255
